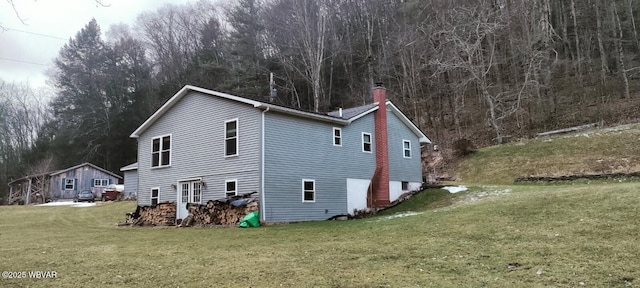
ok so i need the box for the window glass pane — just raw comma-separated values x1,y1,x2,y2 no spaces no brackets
405,150,411,157
226,121,237,138
152,153,159,167
304,181,314,191
152,189,159,197
334,138,341,145
304,191,314,201
363,134,371,142
364,143,371,152
152,138,160,152
162,136,170,150
334,129,340,137
226,181,236,192
226,139,237,155
161,151,170,165
404,141,410,149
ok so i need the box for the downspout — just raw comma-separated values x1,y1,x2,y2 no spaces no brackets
260,107,270,222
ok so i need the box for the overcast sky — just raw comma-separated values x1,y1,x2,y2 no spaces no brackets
0,0,193,89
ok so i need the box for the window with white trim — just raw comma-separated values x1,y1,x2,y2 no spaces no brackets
94,179,109,187
302,179,315,202
402,181,409,191
225,179,237,197
362,132,372,153
151,188,159,206
152,135,171,167
192,182,202,203
333,127,342,146
403,140,411,158
64,178,75,190
225,119,238,157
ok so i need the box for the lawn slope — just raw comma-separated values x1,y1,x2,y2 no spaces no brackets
456,124,640,184
1,183,639,287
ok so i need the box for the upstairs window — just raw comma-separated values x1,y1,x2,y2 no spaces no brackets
302,179,315,202
225,179,237,197
333,127,342,146
403,140,411,158
225,119,238,157
362,132,372,153
152,135,171,167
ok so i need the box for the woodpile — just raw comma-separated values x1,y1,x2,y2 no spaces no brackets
122,202,176,226
179,191,259,227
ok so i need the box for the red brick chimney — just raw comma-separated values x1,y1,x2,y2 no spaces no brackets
372,82,390,207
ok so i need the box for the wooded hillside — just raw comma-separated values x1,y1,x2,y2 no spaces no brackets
1,0,639,201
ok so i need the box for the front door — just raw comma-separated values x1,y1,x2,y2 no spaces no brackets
176,180,202,219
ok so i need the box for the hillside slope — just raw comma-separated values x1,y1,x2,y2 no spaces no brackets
456,124,640,184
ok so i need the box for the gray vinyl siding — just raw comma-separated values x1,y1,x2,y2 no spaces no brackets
50,167,120,199
136,91,261,206
123,170,138,197
263,112,376,222
387,111,423,182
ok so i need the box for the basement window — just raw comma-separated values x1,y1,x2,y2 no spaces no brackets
302,179,315,202
333,127,342,146
403,140,411,158
151,188,159,206
225,179,237,197
402,181,409,191
362,132,372,153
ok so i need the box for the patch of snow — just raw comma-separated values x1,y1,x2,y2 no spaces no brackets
442,185,468,194
380,212,422,220
35,201,96,207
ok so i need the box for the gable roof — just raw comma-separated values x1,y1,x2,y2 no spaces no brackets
50,162,122,179
131,85,430,143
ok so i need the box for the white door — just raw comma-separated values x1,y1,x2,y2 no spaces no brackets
176,181,202,219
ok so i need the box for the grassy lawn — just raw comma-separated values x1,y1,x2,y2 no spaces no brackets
457,124,640,184
1,182,638,287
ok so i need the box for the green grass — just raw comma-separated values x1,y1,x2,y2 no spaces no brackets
457,124,640,184
1,183,639,287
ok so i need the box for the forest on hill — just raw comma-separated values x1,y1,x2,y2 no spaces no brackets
1,0,639,200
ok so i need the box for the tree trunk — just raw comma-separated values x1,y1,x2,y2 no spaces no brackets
613,3,631,99
595,0,609,88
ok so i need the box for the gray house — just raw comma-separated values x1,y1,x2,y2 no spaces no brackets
129,84,430,222
49,162,123,199
7,162,122,204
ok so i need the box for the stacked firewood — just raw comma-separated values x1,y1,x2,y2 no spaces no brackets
180,192,259,227
122,202,176,226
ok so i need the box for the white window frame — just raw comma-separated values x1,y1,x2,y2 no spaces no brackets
151,134,172,168
302,179,316,203
64,178,75,190
403,140,411,158
333,127,342,147
94,179,109,187
192,181,202,204
224,119,239,157
225,179,238,197
151,187,160,206
401,181,409,191
362,132,372,153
